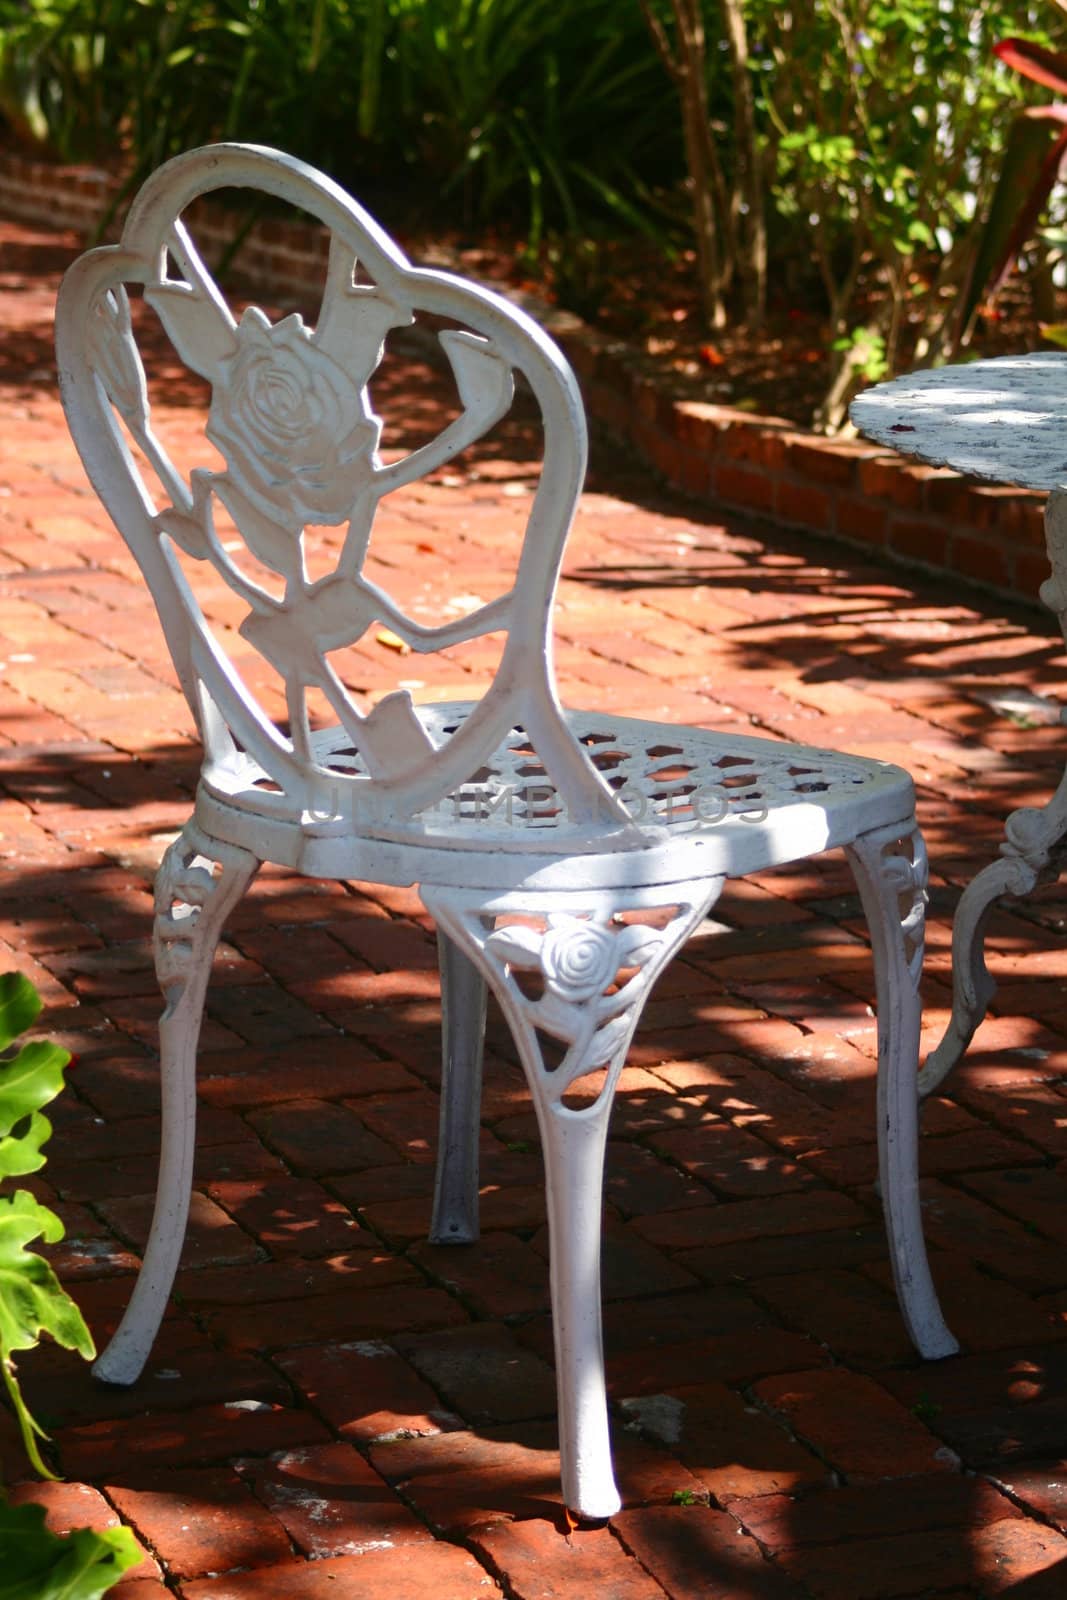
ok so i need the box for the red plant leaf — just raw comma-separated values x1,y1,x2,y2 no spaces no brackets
958,116,1067,336
995,37,1067,96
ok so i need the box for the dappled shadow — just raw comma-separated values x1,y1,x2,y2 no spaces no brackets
5,731,1067,1596
5,211,1067,1593
566,522,1067,697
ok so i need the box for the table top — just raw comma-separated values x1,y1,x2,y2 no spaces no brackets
849,352,1067,492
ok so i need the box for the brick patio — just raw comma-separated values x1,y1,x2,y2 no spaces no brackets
4,215,1067,1597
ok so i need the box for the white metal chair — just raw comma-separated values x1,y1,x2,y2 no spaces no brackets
55,143,957,1520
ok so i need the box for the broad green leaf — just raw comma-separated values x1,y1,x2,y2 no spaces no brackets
0,1189,93,1475
0,973,87,1475
0,1499,140,1600
0,1190,94,1361
0,1038,70,1138
0,974,41,1055
0,1110,52,1180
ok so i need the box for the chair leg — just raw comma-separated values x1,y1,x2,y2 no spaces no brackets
93,822,257,1386
423,880,721,1520
846,822,958,1361
430,931,488,1243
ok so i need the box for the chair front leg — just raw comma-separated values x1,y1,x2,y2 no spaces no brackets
423,879,722,1521
845,821,958,1361
93,822,258,1386
430,932,488,1243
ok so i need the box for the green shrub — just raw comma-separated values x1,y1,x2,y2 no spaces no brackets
0,0,683,243
2,0,1062,427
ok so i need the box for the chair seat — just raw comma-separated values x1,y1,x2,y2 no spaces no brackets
197,702,915,889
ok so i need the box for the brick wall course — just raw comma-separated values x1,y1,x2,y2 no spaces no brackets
837,494,889,546
2,145,1049,609
776,478,834,533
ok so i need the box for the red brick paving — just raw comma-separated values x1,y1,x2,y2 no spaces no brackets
4,213,1067,1594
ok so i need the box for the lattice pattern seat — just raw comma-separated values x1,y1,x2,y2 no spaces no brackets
56,143,956,1522
202,704,912,881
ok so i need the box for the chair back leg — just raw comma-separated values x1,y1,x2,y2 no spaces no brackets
430,932,488,1244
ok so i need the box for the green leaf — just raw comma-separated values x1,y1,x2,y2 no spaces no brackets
0,1038,70,1139
1041,322,1067,348
0,1111,52,1181
0,1189,93,1358
0,974,41,1054
0,973,88,1476
0,1189,94,1475
0,1499,140,1600
0,1002,67,1186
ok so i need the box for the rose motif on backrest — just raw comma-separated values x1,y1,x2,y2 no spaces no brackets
207,307,377,529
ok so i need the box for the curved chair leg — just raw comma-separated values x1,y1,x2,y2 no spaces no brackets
424,879,722,1521
846,822,958,1361
93,822,258,1386
430,932,488,1243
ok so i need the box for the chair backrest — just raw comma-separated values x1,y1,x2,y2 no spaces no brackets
56,143,631,842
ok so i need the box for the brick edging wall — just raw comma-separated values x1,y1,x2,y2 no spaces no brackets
554,325,1049,602
0,146,1047,605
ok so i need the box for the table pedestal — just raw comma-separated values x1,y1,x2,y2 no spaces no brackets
921,489,1067,1095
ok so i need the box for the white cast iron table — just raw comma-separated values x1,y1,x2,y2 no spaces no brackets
852,353,1067,1093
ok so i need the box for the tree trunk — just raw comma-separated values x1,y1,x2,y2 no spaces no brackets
721,0,765,326
640,0,730,330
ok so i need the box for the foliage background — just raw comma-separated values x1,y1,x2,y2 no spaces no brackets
0,0,1062,426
